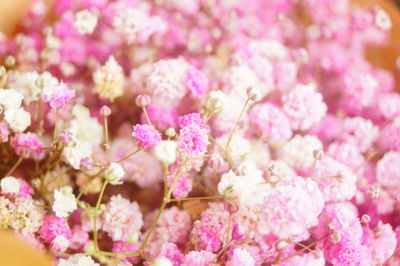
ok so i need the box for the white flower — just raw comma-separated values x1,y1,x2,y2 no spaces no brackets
93,56,124,101
69,105,103,146
52,186,77,218
0,88,24,111
151,257,173,266
0,176,20,194
218,161,270,211
51,235,70,252
63,141,92,170
74,9,98,35
7,71,41,104
154,140,178,165
4,107,31,132
58,255,99,266
105,163,125,185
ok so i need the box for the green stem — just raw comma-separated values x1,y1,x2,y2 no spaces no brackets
53,108,59,141
169,195,225,202
142,106,153,125
225,99,250,150
93,180,108,251
115,148,141,164
4,157,23,177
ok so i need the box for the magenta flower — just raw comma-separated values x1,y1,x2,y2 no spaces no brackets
178,123,209,157
132,124,162,149
42,81,75,109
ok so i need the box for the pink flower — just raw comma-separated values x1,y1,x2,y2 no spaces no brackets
183,250,216,266
102,195,143,241
112,241,140,264
167,174,192,199
226,248,255,266
371,222,397,264
70,226,89,250
187,66,208,99
39,215,72,243
327,142,364,170
156,243,184,266
340,117,378,152
282,84,327,131
0,121,9,143
11,132,45,159
249,103,292,140
132,124,162,149
376,93,400,120
263,176,324,239
314,157,357,202
178,113,206,128
143,106,178,130
42,81,75,108
376,151,400,188
378,119,400,152
17,179,34,198
178,124,209,157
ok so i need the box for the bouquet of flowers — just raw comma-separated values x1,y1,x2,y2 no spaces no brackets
0,0,400,265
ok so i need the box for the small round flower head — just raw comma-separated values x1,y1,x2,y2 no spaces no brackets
102,195,143,241
378,119,400,152
178,113,206,128
11,132,45,159
132,124,162,149
183,250,216,266
374,6,392,31
0,176,20,195
154,140,178,165
100,105,111,117
376,93,400,120
51,235,70,252
340,117,378,152
74,9,98,35
42,81,75,109
112,241,140,264
282,84,327,131
187,66,208,99
376,151,400,187
226,248,255,266
326,142,364,170
58,255,99,266
167,174,192,199
249,103,292,140
280,134,323,172
39,215,72,243
4,107,31,132
52,186,77,218
104,162,125,185
178,124,209,157
263,176,324,239
314,157,357,202
93,56,124,101
146,58,189,101
135,94,151,107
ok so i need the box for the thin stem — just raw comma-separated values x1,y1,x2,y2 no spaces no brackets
93,180,108,251
115,148,141,164
125,160,188,257
169,195,226,202
142,106,153,125
4,157,23,177
209,135,234,167
225,99,250,150
37,85,44,135
53,108,60,141
104,116,110,163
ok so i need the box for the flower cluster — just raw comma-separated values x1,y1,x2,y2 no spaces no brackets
0,0,399,265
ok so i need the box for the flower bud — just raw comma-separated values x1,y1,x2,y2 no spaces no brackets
135,94,151,107
0,66,6,77
224,200,239,214
154,140,178,165
5,55,15,67
368,185,380,199
246,87,261,102
330,232,341,243
165,127,176,138
104,162,125,185
275,240,288,250
313,149,324,160
100,105,111,116
361,214,371,224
